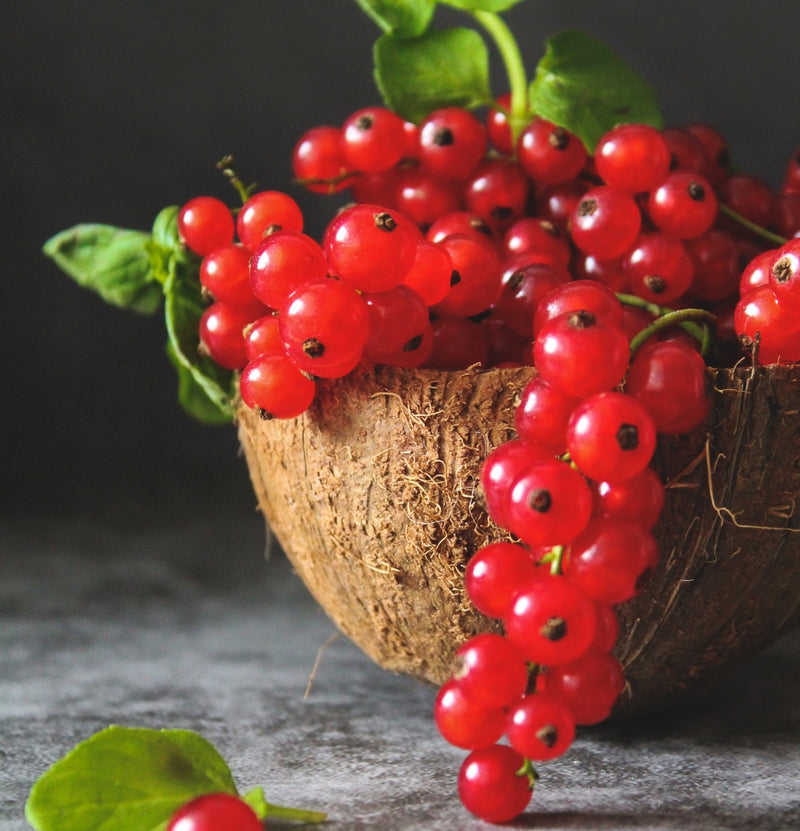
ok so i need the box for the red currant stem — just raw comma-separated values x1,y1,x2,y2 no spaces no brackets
261,801,328,823
469,9,530,143
538,545,565,576
216,155,257,205
627,306,717,358
617,293,714,356
516,756,539,789
717,202,788,247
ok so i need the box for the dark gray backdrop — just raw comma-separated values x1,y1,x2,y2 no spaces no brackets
4,0,800,510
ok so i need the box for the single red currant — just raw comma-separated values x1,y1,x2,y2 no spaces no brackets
623,231,695,305
647,172,718,239
457,745,533,824
465,541,541,619
166,793,261,831
566,391,657,484
323,204,418,292
199,243,262,311
504,573,597,665
591,466,665,530
249,230,328,310
417,106,488,181
506,692,576,761
463,157,530,234
452,632,529,709
340,106,409,173
432,233,503,317
236,190,303,252
198,301,255,370
239,353,317,419
178,196,234,256
570,185,642,259
434,678,507,750
292,124,352,193
400,240,454,306
517,116,588,185
594,123,672,193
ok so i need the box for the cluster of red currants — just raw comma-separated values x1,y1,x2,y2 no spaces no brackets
176,100,800,824
433,276,714,822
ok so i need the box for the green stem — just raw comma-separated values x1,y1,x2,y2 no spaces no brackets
717,202,788,247
628,307,717,358
263,802,328,824
470,9,529,143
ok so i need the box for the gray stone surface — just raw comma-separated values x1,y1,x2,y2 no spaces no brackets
3,484,800,830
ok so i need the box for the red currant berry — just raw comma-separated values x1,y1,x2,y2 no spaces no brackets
514,376,582,453
432,233,503,317
434,678,507,750
167,793,261,831
566,391,657,484
647,172,718,239
505,458,594,548
465,541,540,619
661,127,714,179
595,123,672,193
480,439,551,529
279,278,369,378
243,313,282,361
572,251,627,293
463,157,530,234
494,258,568,339
592,466,665,530
532,279,625,337
178,196,234,256
361,285,430,361
504,573,597,665
392,161,462,226
417,107,488,181
768,238,800,314
198,301,254,370
199,243,262,311
236,190,303,252
563,517,659,605
570,185,642,259
323,204,418,292
734,284,800,364
719,174,782,236
623,231,695,305
340,106,409,173
517,116,588,185
457,745,533,824
292,124,352,193
506,692,576,761
502,217,571,266
452,632,529,709
541,647,625,725
685,123,731,186
426,210,498,249
536,178,589,234
486,93,513,155
533,310,630,399
249,230,328,310
400,240,454,306
626,339,712,434
685,228,741,302
739,249,774,296
239,352,317,419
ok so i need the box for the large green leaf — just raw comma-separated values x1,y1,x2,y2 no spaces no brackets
528,29,663,152
374,27,491,122
43,224,161,314
25,726,237,831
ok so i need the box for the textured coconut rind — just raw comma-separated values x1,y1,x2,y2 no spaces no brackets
237,362,800,717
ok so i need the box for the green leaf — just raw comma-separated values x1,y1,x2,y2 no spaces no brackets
163,257,236,424
354,0,437,38
442,0,524,11
25,726,238,831
374,27,491,122
43,224,162,314
528,29,663,153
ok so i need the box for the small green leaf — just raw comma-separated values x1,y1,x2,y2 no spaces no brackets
442,0,525,11
163,257,236,424
25,726,238,831
354,0,437,37
528,29,663,153
43,224,162,314
374,27,491,123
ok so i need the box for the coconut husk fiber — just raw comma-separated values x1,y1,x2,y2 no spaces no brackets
237,361,800,717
